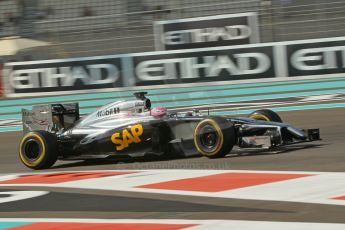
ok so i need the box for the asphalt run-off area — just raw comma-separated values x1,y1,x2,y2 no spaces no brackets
0,76,344,229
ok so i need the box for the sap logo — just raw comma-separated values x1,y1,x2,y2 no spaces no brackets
111,124,144,151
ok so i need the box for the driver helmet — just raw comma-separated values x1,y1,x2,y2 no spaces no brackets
151,107,167,117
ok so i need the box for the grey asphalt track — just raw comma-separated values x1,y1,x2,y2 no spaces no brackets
0,108,344,222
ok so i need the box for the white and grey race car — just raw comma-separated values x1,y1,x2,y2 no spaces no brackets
19,92,321,169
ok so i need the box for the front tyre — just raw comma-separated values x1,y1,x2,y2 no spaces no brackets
194,118,236,158
248,109,282,123
19,131,58,170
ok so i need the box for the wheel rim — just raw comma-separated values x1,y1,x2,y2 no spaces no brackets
198,124,220,153
22,139,42,162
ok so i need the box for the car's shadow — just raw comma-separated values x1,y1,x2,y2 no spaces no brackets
51,142,326,169
51,154,189,169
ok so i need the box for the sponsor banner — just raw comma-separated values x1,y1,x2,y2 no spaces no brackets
3,36,345,97
132,46,274,86
153,13,260,51
5,58,123,94
286,40,345,77
4,45,276,96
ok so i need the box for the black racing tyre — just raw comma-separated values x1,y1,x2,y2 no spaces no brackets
194,117,236,158
19,131,58,170
248,109,283,123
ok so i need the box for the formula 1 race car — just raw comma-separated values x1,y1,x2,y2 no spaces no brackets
19,92,321,170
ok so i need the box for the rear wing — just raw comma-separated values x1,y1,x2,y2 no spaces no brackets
22,103,79,134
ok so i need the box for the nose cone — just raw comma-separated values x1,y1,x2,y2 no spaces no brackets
287,126,307,140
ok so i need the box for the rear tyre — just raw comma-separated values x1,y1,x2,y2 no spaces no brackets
19,131,58,170
248,109,282,123
194,117,236,158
